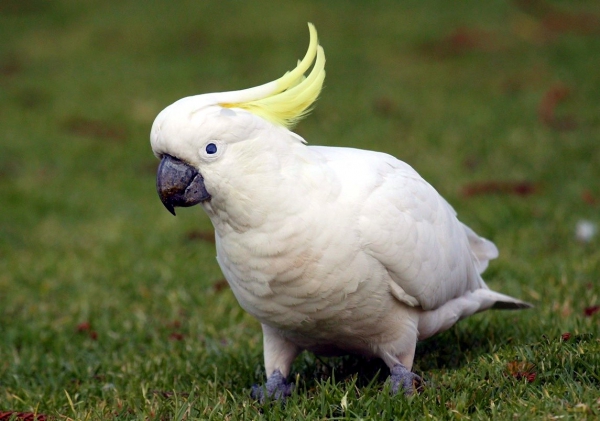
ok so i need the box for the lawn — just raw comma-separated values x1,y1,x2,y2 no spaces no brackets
1,0,599,419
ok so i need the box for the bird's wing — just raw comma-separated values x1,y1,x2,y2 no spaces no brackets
311,146,492,311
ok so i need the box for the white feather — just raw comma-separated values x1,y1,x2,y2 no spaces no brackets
150,27,531,383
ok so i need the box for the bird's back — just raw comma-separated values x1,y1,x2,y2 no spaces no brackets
308,145,494,311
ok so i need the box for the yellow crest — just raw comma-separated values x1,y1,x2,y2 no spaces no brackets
220,23,326,129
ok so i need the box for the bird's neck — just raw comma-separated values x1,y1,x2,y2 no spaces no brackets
202,146,335,237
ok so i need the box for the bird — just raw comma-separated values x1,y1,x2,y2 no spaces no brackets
150,23,532,400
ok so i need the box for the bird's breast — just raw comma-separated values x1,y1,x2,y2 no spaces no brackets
214,216,403,347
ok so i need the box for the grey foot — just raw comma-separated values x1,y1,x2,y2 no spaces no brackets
390,363,423,395
251,369,294,402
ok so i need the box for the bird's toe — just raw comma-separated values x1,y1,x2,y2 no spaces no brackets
390,363,424,396
251,370,294,402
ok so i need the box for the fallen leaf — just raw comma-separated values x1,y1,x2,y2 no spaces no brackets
581,190,597,206
462,156,480,172
0,412,47,421
76,321,91,332
538,83,577,131
514,0,600,36
0,53,22,77
506,360,537,382
76,321,98,340
462,181,536,197
420,26,500,58
185,230,215,243
13,88,51,110
166,320,182,329
168,332,185,341
372,97,396,117
542,12,600,36
513,0,554,16
213,278,229,293
0,0,50,15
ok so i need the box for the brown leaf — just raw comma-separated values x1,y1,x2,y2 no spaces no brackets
581,190,597,206
0,412,47,421
168,332,185,341
13,88,51,110
538,83,577,131
462,181,536,197
514,0,600,36
506,360,537,382
212,278,229,293
0,53,22,77
372,97,396,118
166,320,182,329
185,230,215,243
0,158,20,180
462,156,480,172
76,321,98,340
76,322,91,332
0,0,50,15
542,12,600,36
513,0,554,16
421,27,501,58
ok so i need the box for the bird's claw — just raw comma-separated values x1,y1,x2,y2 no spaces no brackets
251,369,294,402
390,363,424,395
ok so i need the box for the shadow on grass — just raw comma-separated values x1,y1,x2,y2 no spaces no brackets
289,318,530,391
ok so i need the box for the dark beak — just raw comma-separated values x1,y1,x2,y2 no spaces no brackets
156,154,211,215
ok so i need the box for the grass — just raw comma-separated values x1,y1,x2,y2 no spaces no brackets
1,0,599,419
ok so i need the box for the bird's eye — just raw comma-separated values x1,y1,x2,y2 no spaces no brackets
205,143,218,155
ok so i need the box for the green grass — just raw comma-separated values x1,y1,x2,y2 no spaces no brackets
1,0,599,419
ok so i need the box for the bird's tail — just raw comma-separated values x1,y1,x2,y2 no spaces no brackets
473,289,533,311
417,289,532,340
473,288,533,310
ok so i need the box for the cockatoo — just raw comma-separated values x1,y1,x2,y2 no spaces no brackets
151,23,531,399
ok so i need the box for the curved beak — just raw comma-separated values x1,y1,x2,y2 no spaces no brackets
156,154,211,215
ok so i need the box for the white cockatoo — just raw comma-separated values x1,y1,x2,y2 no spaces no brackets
151,23,531,399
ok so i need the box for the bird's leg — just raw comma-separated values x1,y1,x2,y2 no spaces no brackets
390,363,423,395
251,324,299,402
385,337,423,395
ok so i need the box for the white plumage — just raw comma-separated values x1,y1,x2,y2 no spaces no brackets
151,24,531,398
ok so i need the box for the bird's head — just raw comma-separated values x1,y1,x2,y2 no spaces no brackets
151,23,325,215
